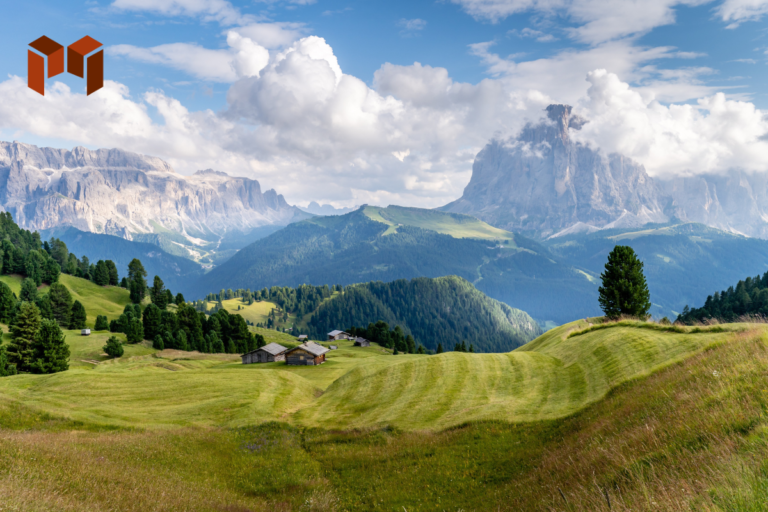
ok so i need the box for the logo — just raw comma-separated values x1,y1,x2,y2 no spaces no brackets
28,36,103,96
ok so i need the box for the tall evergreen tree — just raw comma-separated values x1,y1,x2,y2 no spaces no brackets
0,281,14,324
142,304,163,341
598,245,652,320
19,277,38,302
93,260,110,286
106,260,119,286
128,259,148,304
48,283,73,329
0,331,17,377
152,335,164,351
30,319,69,373
70,301,87,330
35,294,54,321
95,315,109,331
150,276,168,309
436,342,443,354
175,292,185,305
7,302,42,372
125,318,144,344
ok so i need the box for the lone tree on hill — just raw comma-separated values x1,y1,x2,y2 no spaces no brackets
598,245,652,320
103,336,124,359
128,259,148,304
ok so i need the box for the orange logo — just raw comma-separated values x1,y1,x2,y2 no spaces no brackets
28,36,103,96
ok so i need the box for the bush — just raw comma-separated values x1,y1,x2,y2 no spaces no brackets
95,315,109,331
103,336,124,358
152,335,164,351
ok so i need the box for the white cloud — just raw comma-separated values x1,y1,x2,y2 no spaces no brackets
717,0,768,26
108,31,269,82
510,27,558,42
234,22,308,48
111,0,246,25
452,0,722,44
573,69,768,178
398,18,428,36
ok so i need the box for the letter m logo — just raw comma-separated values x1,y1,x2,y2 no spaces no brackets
28,35,103,96
28,36,64,96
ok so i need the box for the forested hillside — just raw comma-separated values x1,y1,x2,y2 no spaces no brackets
188,207,596,324
40,227,202,293
676,271,768,323
306,276,541,352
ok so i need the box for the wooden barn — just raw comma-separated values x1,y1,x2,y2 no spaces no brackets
297,334,309,342
327,330,350,341
241,343,288,364
286,342,329,366
353,337,370,347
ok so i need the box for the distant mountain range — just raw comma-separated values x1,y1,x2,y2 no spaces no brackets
442,104,768,240
299,202,359,216
0,141,311,263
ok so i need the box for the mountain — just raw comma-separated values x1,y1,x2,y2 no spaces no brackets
304,276,542,352
0,141,310,263
187,205,598,325
442,104,768,241
442,104,669,239
39,227,202,294
299,201,359,216
545,222,768,319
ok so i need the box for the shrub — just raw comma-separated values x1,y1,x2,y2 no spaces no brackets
103,336,124,358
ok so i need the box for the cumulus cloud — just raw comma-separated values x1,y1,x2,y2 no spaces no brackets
510,27,558,42
108,32,269,82
235,22,309,48
572,69,768,178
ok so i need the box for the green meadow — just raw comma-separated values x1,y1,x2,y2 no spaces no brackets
2,273,768,510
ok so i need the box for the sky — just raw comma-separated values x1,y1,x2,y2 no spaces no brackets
1,0,768,208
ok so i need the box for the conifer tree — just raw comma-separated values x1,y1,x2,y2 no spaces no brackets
29,319,69,374
468,343,474,353
150,276,168,309
93,260,110,286
153,335,164,351
598,245,652,320
8,302,42,372
127,259,148,304
70,301,87,330
125,318,144,344
48,283,73,328
35,294,53,321
226,338,236,354
175,293,185,305
0,281,15,324
143,304,162,340
0,328,17,377
436,342,443,354
176,330,188,351
120,277,128,288
106,260,119,286
95,315,109,331
103,336,124,358
20,277,38,302
393,346,399,355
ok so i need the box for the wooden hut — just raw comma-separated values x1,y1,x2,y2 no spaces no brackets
327,330,350,341
241,343,288,364
353,337,370,347
286,342,329,366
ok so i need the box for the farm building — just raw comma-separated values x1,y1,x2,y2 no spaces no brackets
241,343,288,364
297,334,308,341
328,330,350,341
81,329,91,336
353,337,370,347
286,342,330,366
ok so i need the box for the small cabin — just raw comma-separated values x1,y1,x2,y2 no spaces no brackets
327,330,350,341
286,342,329,366
297,335,308,341
81,329,91,336
353,337,370,347
241,343,288,364
329,345,338,350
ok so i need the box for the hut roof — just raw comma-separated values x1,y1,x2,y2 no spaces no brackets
242,343,287,357
328,330,348,337
298,335,308,340
354,337,369,343
287,342,329,357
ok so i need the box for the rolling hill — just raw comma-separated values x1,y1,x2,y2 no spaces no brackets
188,205,597,325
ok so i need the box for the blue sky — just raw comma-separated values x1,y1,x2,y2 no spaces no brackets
1,0,768,207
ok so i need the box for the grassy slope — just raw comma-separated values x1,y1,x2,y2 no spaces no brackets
363,205,517,242
2,326,768,510
294,320,734,430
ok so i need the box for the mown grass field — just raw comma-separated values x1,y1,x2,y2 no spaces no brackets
2,274,767,510
2,324,768,510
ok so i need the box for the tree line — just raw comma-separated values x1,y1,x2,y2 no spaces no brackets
675,272,768,324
